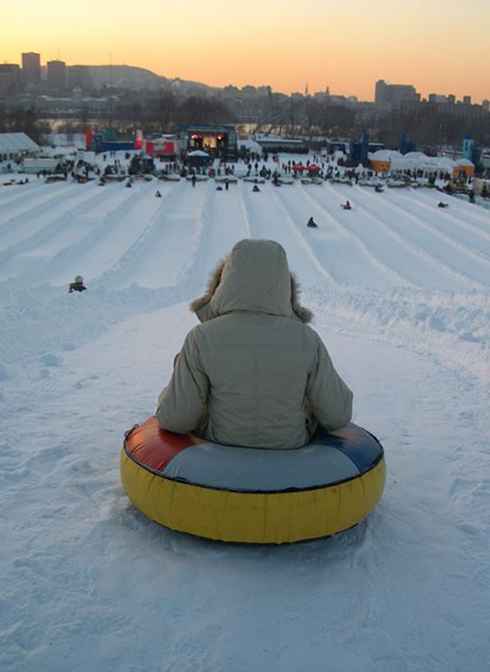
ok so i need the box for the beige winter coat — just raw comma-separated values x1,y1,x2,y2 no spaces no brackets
156,239,353,449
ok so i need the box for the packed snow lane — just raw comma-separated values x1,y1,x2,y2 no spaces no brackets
313,184,476,290
240,181,335,288
0,182,86,253
0,183,136,284
1,300,489,672
46,181,177,287
276,184,404,288
106,180,212,290
178,181,251,294
0,178,53,209
357,187,490,287
386,188,490,262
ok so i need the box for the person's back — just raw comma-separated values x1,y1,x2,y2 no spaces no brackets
68,275,86,293
156,239,353,449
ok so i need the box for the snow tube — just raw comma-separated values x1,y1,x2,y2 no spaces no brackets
121,417,385,544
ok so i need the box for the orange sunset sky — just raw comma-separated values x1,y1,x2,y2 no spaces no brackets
1,0,489,102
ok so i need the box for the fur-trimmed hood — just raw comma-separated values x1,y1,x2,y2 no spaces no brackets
190,239,313,323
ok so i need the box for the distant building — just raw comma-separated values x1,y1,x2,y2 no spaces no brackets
47,60,66,90
0,64,21,96
254,135,308,154
482,99,490,112
463,96,472,105
448,94,456,104
428,93,448,104
375,80,420,107
22,52,41,86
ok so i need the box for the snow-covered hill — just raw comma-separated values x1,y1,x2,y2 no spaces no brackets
1,169,489,671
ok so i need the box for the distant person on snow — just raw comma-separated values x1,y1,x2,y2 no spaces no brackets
438,201,449,208
252,184,261,192
68,275,87,293
342,200,352,210
155,190,162,198
156,239,353,449
307,217,318,228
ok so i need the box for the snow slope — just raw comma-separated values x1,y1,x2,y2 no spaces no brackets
1,171,489,671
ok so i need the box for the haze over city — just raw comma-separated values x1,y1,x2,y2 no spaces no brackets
2,0,489,101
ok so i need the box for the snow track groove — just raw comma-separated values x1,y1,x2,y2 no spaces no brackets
0,183,86,250
187,182,250,279
0,185,125,282
101,181,212,290
240,182,335,287
387,189,490,260
325,184,477,289
282,184,406,288
0,179,52,209
409,188,490,234
46,181,173,286
362,188,490,283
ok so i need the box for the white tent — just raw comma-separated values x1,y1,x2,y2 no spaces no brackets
0,133,40,155
369,149,403,162
187,150,210,157
369,149,473,175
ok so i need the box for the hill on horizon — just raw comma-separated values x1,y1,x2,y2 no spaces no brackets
68,64,215,94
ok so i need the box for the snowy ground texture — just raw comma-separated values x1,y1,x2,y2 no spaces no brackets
1,160,490,672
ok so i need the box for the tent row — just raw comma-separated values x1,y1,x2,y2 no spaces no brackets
368,150,474,177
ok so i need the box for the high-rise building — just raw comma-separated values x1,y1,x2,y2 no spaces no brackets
375,80,419,107
482,100,490,112
375,80,389,104
0,64,21,96
22,52,41,85
448,94,456,104
47,60,66,90
463,95,472,105
428,93,448,104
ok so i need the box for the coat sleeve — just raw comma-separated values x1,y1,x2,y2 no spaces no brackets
306,338,353,431
155,330,209,434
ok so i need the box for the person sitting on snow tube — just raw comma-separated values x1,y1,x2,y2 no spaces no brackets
252,184,261,192
68,275,87,293
438,201,449,208
155,190,162,198
155,239,353,450
341,200,352,210
307,217,318,228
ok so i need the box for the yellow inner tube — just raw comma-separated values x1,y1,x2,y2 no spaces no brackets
121,417,386,544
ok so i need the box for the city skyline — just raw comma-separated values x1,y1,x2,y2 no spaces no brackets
1,0,489,102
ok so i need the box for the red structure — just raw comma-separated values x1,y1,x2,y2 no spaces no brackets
84,128,94,151
144,136,178,159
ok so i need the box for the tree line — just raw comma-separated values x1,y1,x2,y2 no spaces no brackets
2,91,490,150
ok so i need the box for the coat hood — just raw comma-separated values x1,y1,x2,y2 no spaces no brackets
190,239,313,323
